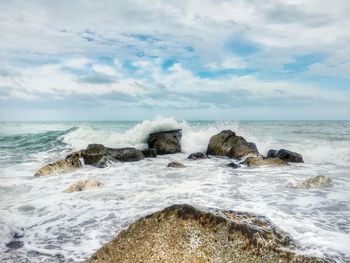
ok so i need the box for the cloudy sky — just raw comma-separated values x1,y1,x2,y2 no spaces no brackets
0,0,349,120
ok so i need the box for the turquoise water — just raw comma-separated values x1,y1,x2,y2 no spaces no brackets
0,119,349,262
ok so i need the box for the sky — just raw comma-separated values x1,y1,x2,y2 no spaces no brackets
0,0,349,120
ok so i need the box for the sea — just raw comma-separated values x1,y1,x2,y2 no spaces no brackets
0,118,349,262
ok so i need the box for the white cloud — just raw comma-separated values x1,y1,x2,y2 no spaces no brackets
0,63,145,99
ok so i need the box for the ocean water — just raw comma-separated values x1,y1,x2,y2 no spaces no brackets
0,118,349,262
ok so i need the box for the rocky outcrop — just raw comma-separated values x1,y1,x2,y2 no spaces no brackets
267,149,304,163
167,161,185,168
206,130,259,159
34,153,82,176
242,155,287,167
82,144,144,167
187,152,207,160
147,129,182,155
296,175,332,189
64,179,103,193
87,204,328,263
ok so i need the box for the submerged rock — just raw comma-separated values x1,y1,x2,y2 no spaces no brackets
64,179,103,193
82,144,144,167
242,155,287,167
206,130,259,159
267,149,304,163
167,161,185,168
296,175,332,189
187,152,207,160
87,204,328,263
147,129,182,155
226,162,241,168
34,154,82,177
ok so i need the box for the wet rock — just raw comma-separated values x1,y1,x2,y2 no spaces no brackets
267,149,304,163
34,154,82,177
141,148,157,158
147,129,182,155
242,155,287,167
206,130,259,159
226,162,241,168
82,144,144,166
64,179,103,193
167,161,185,168
87,204,328,263
187,152,207,160
82,144,107,165
296,175,332,189
6,240,24,250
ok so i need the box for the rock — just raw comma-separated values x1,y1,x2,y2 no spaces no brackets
187,152,207,160
267,149,304,163
242,155,287,167
82,144,106,165
167,161,185,168
34,154,82,176
82,144,144,167
226,162,241,168
141,148,157,158
296,175,332,189
147,129,182,155
87,204,328,263
206,130,259,159
64,179,103,193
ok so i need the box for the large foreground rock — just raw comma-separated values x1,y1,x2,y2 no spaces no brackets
87,204,328,263
34,153,82,176
82,144,144,167
64,179,103,193
267,149,304,163
206,130,259,159
147,129,182,155
296,175,332,189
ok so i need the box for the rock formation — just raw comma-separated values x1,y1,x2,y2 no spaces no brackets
187,152,207,160
167,161,186,168
64,179,103,193
242,155,287,167
34,153,82,176
147,129,182,155
296,175,332,189
82,144,144,167
267,149,304,163
206,130,259,159
87,204,328,263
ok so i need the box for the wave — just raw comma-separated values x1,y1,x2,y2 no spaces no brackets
0,127,77,153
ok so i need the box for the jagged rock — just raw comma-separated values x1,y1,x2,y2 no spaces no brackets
242,155,287,167
226,162,241,168
187,152,207,160
167,161,185,168
206,130,259,159
82,144,144,167
34,154,82,176
296,175,332,189
87,204,328,263
141,148,157,158
267,149,304,163
64,179,103,193
147,130,182,155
